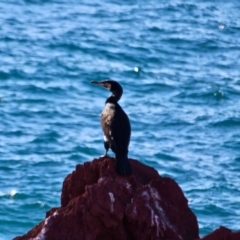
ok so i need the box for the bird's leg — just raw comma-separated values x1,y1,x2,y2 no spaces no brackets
101,141,110,157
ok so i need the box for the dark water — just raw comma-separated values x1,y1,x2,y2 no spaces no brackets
0,1,240,239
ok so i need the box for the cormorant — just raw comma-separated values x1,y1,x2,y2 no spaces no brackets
91,80,132,176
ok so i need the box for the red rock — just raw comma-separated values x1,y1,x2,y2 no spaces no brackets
198,226,240,240
14,157,199,240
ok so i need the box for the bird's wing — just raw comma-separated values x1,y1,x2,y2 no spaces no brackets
110,106,131,155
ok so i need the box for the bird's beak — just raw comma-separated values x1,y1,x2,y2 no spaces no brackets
91,80,102,85
90,80,111,90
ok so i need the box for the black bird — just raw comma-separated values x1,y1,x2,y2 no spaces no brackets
91,80,132,176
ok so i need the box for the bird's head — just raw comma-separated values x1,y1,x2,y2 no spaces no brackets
91,79,123,101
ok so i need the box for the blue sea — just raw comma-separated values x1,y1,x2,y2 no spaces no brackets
1,0,240,239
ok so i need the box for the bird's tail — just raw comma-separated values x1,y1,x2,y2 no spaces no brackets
115,154,132,176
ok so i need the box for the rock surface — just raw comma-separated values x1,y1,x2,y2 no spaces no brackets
198,226,240,240
14,157,199,240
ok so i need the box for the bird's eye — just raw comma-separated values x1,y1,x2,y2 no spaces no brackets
104,83,111,90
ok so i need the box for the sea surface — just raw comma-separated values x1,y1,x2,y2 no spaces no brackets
0,0,240,239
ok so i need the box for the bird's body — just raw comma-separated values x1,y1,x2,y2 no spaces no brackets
91,80,132,176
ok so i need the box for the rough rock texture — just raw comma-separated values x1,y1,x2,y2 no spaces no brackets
198,226,240,240
14,157,200,240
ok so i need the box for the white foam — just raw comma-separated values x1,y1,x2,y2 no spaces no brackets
134,67,139,72
218,24,225,30
10,189,17,197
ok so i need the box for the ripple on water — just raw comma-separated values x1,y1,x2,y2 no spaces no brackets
1,0,240,239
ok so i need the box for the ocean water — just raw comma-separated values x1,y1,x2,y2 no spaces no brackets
0,0,240,239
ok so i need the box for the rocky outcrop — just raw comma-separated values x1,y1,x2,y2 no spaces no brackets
14,157,199,240
198,226,240,240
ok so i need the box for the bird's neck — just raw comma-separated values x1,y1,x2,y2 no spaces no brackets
106,93,121,104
